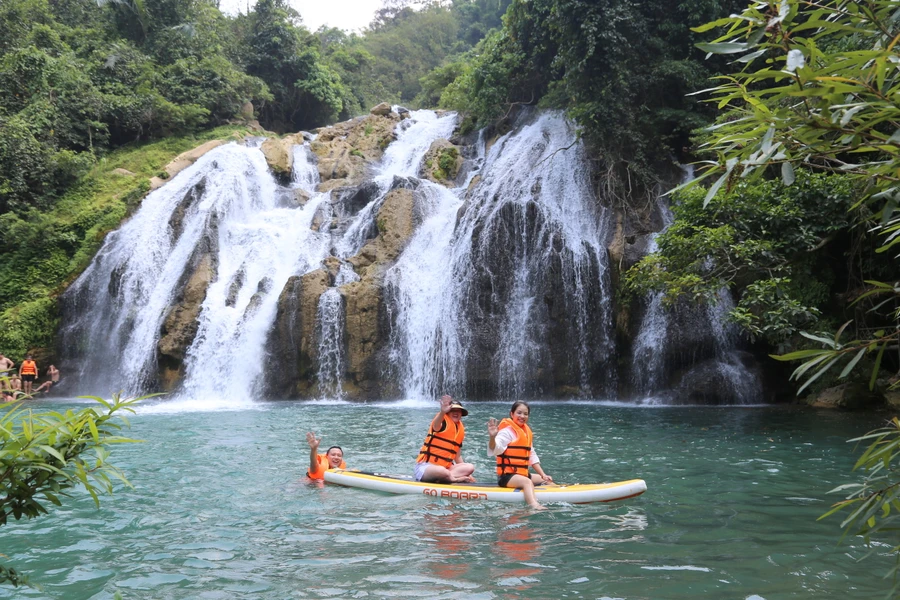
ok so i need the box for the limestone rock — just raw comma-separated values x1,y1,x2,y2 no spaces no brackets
113,168,135,176
421,139,462,186
150,140,226,191
339,278,382,394
240,101,255,120
309,113,399,186
157,253,216,389
266,269,331,397
261,136,298,178
370,102,392,116
805,383,881,409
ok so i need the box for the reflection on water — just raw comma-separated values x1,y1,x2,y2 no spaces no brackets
494,515,542,591
0,400,894,599
421,510,473,581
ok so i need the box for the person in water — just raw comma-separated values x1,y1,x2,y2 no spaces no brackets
487,401,553,510
19,355,38,395
415,395,476,484
306,431,346,480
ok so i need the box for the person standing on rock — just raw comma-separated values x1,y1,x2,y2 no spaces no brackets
306,431,347,480
414,395,476,484
19,355,38,395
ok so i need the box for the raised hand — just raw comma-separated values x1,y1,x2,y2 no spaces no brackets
487,417,499,437
440,394,453,413
306,431,321,451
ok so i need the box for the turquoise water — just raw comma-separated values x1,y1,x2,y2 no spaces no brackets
1,399,895,599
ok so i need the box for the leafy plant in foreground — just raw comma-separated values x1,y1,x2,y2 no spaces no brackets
0,393,143,587
688,0,900,390
821,417,900,593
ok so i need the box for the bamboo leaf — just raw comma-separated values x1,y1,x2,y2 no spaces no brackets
781,161,795,185
840,347,867,379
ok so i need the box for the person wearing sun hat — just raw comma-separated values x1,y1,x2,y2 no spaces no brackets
414,394,476,483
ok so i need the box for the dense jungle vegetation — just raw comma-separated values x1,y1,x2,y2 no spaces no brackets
0,0,897,401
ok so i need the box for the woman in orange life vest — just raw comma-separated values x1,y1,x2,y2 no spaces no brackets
414,395,476,484
306,431,346,480
487,401,553,510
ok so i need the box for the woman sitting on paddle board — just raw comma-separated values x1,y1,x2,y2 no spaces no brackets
306,431,346,480
487,401,553,510
414,395,476,484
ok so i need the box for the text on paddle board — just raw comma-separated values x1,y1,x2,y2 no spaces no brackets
423,488,488,500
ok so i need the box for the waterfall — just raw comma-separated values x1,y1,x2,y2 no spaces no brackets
315,264,359,397
629,170,762,404
706,289,762,404
631,201,674,401
385,111,615,400
60,143,333,403
59,108,760,405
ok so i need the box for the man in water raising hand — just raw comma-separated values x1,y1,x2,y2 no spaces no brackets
306,431,346,480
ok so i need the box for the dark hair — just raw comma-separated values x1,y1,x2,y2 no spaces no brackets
326,446,343,455
509,401,530,415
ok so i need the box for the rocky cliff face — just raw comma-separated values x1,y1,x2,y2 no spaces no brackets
87,104,767,403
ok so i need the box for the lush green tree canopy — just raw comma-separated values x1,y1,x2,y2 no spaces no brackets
435,0,745,188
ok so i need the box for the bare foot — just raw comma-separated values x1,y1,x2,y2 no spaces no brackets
528,503,547,511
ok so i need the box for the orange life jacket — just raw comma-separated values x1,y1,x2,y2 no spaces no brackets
495,418,533,477
307,453,346,480
417,415,465,468
20,360,37,376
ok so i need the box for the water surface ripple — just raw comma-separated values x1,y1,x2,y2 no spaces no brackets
1,401,891,599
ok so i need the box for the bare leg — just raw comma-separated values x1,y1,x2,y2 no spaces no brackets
449,462,476,483
420,464,452,483
505,474,546,510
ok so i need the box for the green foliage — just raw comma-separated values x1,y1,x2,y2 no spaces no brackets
821,417,900,593
438,0,744,187
360,4,462,104
624,171,858,348
315,0,511,111
689,0,900,391
0,125,249,357
0,393,142,586
435,146,459,179
239,0,344,131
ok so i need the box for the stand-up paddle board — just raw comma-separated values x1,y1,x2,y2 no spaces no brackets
323,470,647,504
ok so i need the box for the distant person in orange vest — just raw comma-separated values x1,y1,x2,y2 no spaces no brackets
19,355,38,395
306,431,346,480
414,395,475,484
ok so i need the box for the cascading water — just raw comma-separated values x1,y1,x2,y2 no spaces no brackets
315,264,359,397
59,107,760,405
705,289,762,404
629,165,762,404
60,143,336,404
631,201,674,401
385,111,615,400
